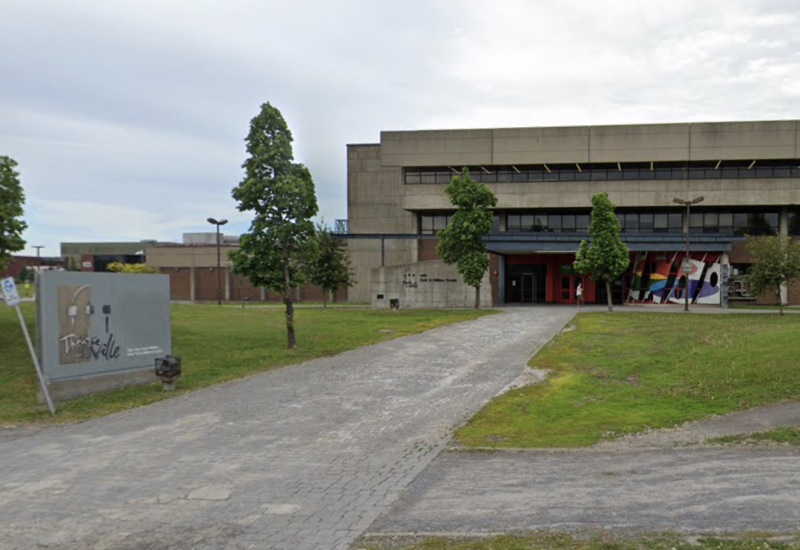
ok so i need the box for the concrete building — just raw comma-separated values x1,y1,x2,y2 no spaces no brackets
345,120,800,307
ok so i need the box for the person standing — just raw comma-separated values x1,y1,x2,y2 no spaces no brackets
576,282,584,307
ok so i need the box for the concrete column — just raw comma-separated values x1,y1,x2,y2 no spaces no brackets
780,207,789,305
224,267,231,302
720,253,730,309
190,267,196,302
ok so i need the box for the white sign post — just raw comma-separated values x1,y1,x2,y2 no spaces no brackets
1,277,55,415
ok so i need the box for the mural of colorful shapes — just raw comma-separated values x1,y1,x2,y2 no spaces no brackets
627,251,648,302
648,252,678,303
667,257,705,304
695,262,722,304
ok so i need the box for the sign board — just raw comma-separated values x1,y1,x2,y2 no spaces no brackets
37,271,171,382
681,262,693,274
1,277,21,307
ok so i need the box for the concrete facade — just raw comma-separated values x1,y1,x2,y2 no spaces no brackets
346,120,800,306
371,260,492,309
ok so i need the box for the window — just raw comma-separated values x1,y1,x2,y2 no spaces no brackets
690,213,703,229
625,213,639,233
562,214,576,231
703,212,718,233
719,213,733,235
507,214,521,231
492,214,501,231
639,213,654,232
548,214,562,231
419,213,452,234
534,214,548,232
576,214,590,231
404,159,799,184
497,170,514,183
669,213,683,232
520,214,535,231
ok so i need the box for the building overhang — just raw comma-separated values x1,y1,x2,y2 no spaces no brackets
485,232,733,254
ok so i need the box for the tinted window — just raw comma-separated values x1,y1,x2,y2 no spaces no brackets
534,214,548,231
640,213,654,232
669,213,683,232
625,213,638,232
562,215,576,231
576,214,590,231
549,215,562,231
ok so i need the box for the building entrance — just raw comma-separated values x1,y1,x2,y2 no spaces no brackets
505,263,547,304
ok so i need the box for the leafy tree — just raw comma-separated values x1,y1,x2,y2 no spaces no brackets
230,102,318,348
308,223,355,308
573,192,630,312
0,156,27,268
16,266,34,284
107,262,159,274
435,168,498,309
745,235,800,315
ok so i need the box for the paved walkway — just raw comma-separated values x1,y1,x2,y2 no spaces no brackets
366,446,800,537
0,307,575,550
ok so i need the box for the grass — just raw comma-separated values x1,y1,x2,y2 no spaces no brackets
361,531,800,550
456,312,800,448
729,304,800,310
706,425,800,446
0,302,493,425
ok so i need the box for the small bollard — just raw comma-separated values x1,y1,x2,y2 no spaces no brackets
155,355,182,391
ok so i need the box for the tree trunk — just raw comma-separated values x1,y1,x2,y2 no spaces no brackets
606,280,614,312
779,287,784,316
474,285,480,309
284,263,296,349
323,290,327,309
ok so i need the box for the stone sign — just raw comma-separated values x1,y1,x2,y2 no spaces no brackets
36,271,171,398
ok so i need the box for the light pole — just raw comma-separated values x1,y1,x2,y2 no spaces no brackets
672,196,704,312
207,218,228,305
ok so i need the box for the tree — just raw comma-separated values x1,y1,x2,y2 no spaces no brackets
745,235,800,315
435,168,498,309
573,192,630,312
0,156,27,268
308,223,355,308
230,102,318,349
107,262,159,274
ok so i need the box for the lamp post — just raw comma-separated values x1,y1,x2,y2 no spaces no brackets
672,196,704,312
207,218,228,305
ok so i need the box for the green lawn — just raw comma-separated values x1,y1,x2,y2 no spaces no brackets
456,312,800,448
729,304,800,310
707,425,800,446
0,303,492,425
361,532,800,550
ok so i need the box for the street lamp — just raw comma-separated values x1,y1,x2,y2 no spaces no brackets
207,217,228,305
672,196,704,312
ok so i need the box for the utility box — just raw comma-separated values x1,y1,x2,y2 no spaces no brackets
36,271,171,400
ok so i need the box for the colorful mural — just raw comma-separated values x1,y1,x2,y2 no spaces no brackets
625,251,723,305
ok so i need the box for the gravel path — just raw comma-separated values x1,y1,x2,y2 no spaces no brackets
0,307,575,550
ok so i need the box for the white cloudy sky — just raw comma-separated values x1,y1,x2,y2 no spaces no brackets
2,0,800,256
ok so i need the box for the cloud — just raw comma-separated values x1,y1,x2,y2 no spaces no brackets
1,0,800,256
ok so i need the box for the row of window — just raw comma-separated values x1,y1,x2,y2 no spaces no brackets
689,212,779,236
420,210,791,236
405,160,800,184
